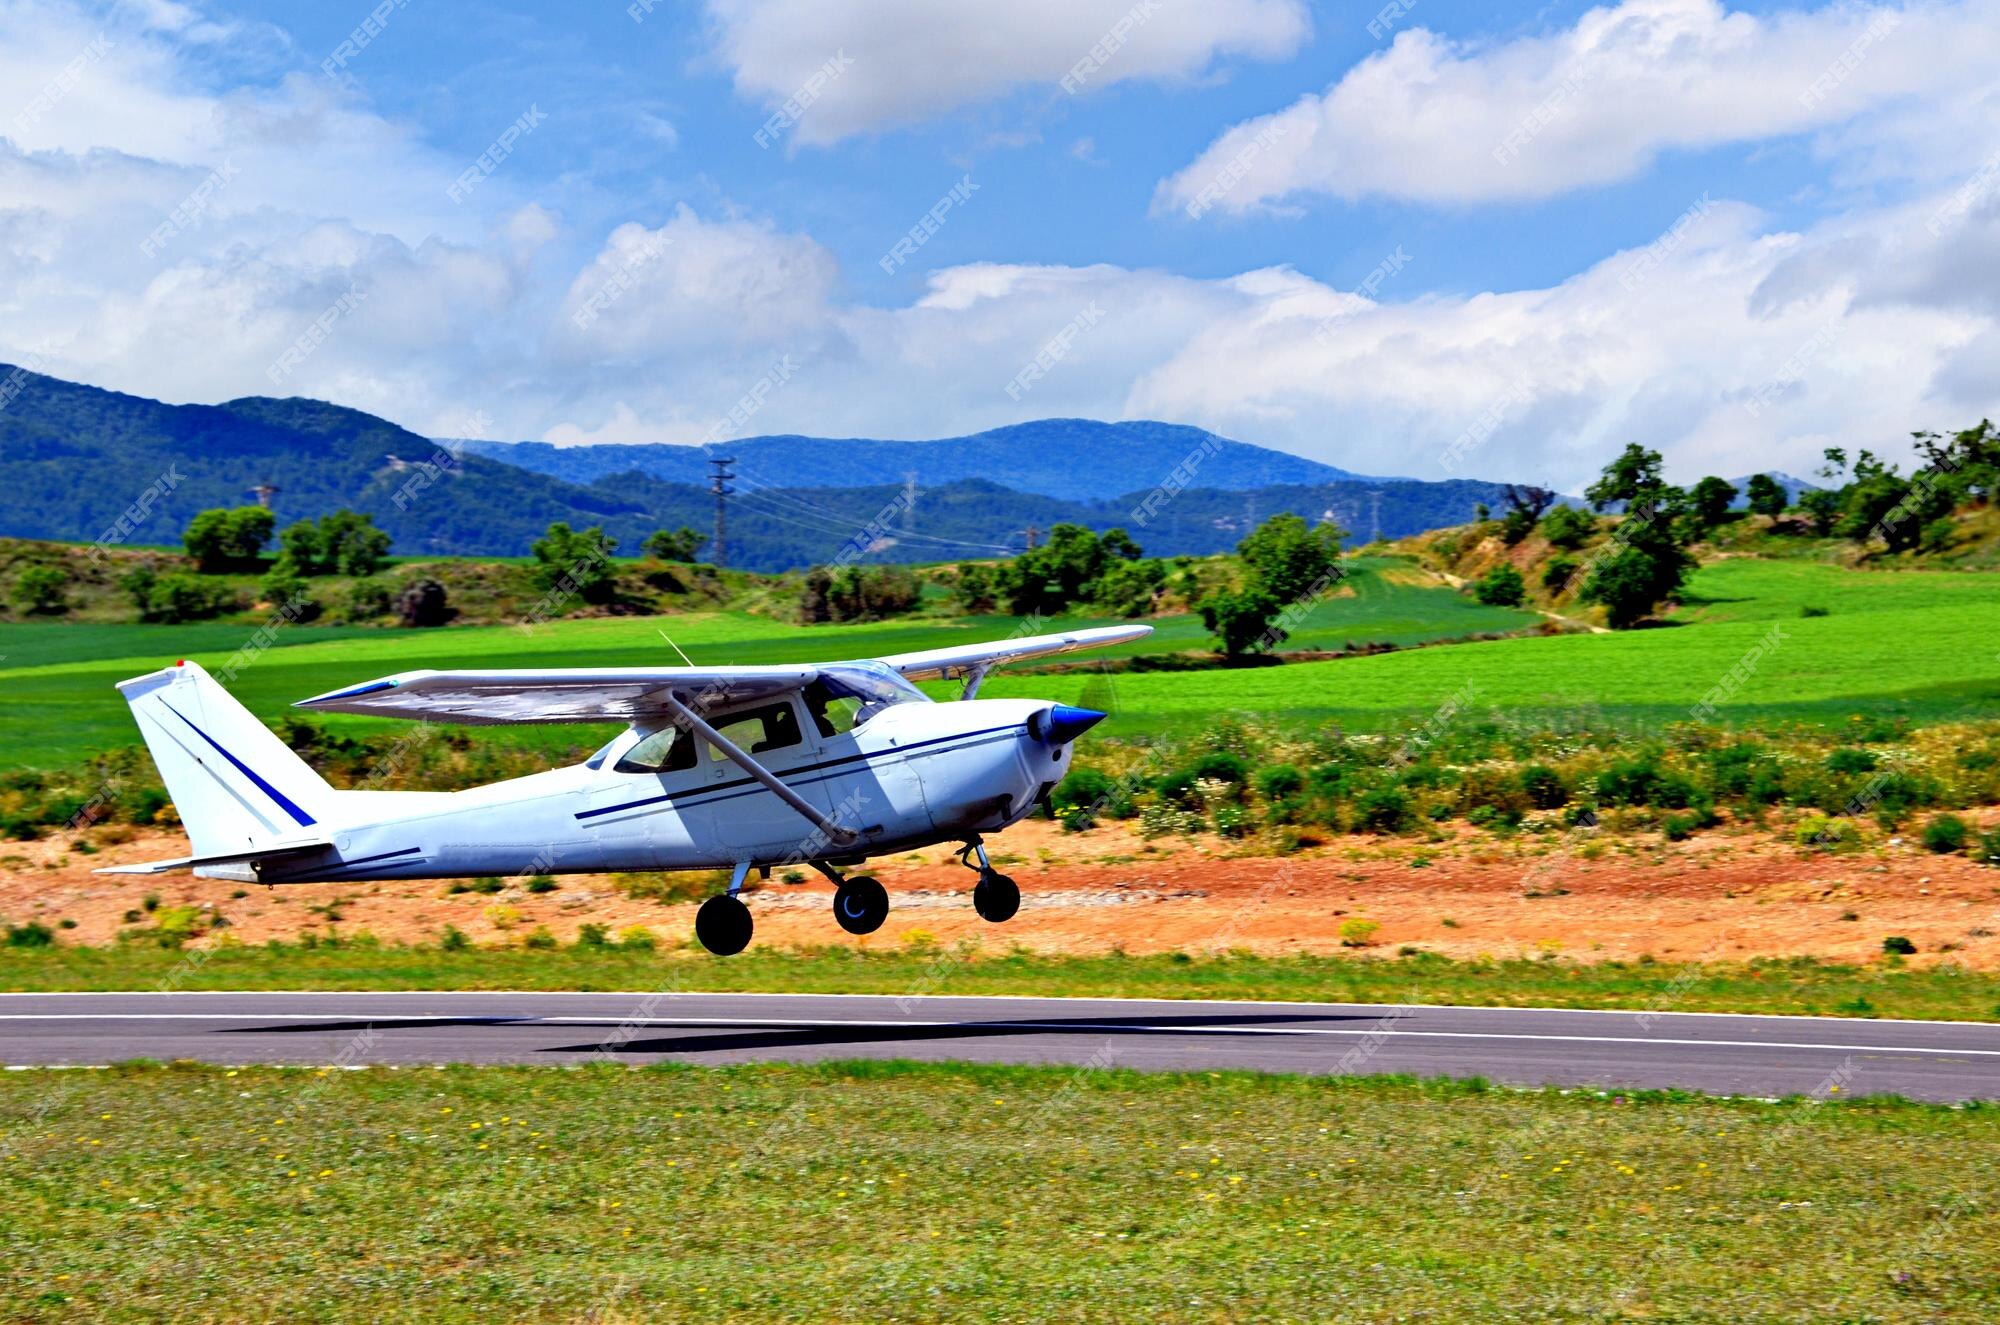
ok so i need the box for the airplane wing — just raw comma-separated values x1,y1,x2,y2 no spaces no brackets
872,624,1152,682
294,666,816,724
292,624,1151,723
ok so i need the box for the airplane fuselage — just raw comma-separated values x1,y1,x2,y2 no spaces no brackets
221,698,1072,884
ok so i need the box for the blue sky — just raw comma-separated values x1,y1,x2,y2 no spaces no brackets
3,0,1998,488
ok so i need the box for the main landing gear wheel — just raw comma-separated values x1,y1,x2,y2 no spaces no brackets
973,872,1019,923
833,876,889,935
695,893,752,956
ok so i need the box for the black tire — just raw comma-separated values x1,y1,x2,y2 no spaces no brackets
973,872,1019,923
694,894,752,956
833,876,889,935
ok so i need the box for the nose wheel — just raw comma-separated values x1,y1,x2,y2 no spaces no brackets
833,876,889,935
959,840,1019,923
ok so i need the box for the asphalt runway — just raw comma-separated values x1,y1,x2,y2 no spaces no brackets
3,991,1998,1100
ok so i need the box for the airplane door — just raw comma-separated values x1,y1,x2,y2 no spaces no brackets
700,697,835,855
579,725,708,866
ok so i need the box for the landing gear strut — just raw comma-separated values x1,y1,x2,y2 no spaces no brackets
959,840,1019,923
814,862,889,935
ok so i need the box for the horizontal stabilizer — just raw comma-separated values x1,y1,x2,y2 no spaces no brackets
93,836,332,876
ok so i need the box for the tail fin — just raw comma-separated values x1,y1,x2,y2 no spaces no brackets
116,661,338,857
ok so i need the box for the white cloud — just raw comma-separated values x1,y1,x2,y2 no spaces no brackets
1156,0,2000,214
703,0,1310,145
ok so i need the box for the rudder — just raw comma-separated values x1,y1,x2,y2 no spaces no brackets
116,661,336,857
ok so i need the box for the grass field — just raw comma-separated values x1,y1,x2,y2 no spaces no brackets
4,555,1996,769
3,1059,1994,1321
0,555,1537,769
6,945,1999,1022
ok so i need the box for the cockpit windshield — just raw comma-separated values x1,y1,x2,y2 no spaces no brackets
805,661,930,736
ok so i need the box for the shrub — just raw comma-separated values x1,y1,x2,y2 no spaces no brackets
617,925,658,950
1052,769,1117,816
484,904,523,931
1354,787,1413,834
522,925,558,950
1541,504,1596,550
1799,605,1829,618
1881,935,1917,955
1473,565,1526,607
1254,764,1305,801
5,920,55,948
1826,748,1878,775
575,923,611,948
1517,764,1569,809
1922,814,1969,854
1595,756,1664,807
1466,804,1522,833
525,875,559,894
342,578,394,621
1793,814,1862,853
1190,752,1251,790
439,924,471,951
1541,556,1578,593
1339,918,1380,947
12,564,69,615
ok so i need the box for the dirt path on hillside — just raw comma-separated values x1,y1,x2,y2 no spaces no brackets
7,819,1998,968
1432,568,1611,634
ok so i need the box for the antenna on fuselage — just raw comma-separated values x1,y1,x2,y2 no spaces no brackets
656,628,696,668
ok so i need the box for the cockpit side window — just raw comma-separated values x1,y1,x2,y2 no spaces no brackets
807,663,930,735
711,700,804,756
613,724,698,774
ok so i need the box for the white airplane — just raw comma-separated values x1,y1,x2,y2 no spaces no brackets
98,624,1149,954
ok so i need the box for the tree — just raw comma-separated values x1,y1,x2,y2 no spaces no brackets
1499,485,1557,544
1744,473,1788,518
530,522,618,605
1798,487,1843,536
11,564,67,615
1580,546,1685,628
1540,504,1596,550
799,564,921,623
1197,587,1281,658
1473,565,1526,607
1687,476,1739,528
277,510,390,576
123,568,232,623
1585,444,1667,511
951,563,997,614
1091,558,1166,616
183,506,274,573
993,524,1133,616
1236,513,1344,605
642,527,704,562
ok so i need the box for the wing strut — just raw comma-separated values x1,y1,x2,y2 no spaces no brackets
655,691,858,847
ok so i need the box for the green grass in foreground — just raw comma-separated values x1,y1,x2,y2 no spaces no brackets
2,1061,1995,1321
7,945,2000,1022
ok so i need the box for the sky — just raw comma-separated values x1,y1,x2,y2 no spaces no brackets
2,0,1998,490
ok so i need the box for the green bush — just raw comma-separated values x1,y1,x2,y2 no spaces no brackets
1190,752,1251,791
5,920,55,948
11,564,69,615
1254,764,1305,801
1517,764,1569,809
525,875,559,894
1882,935,1917,955
1921,814,1969,854
1540,556,1578,593
1977,828,2000,867
1826,748,1878,775
1473,565,1526,607
439,924,471,951
1052,768,1117,816
522,925,558,950
1355,787,1413,834
575,922,611,948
